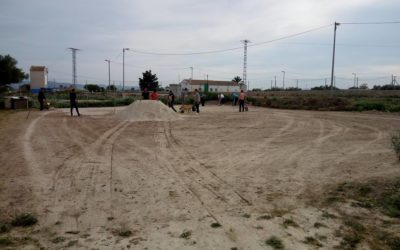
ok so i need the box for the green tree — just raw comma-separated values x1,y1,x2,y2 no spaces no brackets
0,55,28,86
106,85,117,91
232,76,242,83
139,70,159,91
84,84,101,92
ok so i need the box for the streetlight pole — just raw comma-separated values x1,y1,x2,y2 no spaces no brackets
330,22,340,89
105,59,111,89
281,71,285,89
352,73,357,88
122,48,129,91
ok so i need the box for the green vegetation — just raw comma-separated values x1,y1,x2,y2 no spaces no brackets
323,180,400,249
283,218,299,228
250,95,400,112
242,213,251,218
0,54,28,86
118,229,133,237
326,181,400,218
51,236,66,244
0,237,13,246
265,236,284,249
257,214,272,220
391,132,400,160
11,213,37,227
303,236,323,247
139,70,159,91
211,222,222,228
179,230,192,239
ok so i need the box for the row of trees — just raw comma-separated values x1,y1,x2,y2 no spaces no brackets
1,54,399,93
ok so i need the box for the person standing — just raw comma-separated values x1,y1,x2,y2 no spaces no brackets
70,88,80,116
239,89,246,112
142,88,150,100
168,90,177,112
150,89,158,100
181,88,187,104
193,89,200,113
232,92,238,106
220,93,225,105
38,88,46,111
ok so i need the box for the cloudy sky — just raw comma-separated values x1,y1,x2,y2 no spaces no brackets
1,0,399,89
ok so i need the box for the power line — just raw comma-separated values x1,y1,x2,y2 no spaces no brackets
127,24,333,56
341,21,400,25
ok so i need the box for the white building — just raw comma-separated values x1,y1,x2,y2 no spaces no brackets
179,79,241,93
30,66,48,92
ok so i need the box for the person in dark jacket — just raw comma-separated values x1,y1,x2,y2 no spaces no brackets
70,88,80,116
193,89,200,113
142,88,150,100
168,90,177,112
38,88,46,111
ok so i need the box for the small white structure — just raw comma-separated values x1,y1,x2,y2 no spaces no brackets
179,79,240,93
30,66,48,92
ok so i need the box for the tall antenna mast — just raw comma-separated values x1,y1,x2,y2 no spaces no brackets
68,48,80,88
241,40,251,90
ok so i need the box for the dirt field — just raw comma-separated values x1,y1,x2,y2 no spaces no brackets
0,104,399,249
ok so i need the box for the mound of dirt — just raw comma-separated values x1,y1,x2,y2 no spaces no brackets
115,100,182,122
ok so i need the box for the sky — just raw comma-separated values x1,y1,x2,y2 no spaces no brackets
0,0,399,90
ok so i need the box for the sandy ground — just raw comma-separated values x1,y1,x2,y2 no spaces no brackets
0,104,399,249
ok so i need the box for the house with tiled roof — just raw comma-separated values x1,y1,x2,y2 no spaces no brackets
179,79,243,93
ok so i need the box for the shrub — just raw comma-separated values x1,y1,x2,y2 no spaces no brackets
265,236,284,249
391,132,400,160
11,213,37,227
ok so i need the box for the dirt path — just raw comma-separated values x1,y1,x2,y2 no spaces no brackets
0,106,399,249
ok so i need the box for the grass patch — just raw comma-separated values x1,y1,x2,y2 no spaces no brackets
179,230,192,239
0,223,11,233
265,236,284,249
327,180,400,218
0,237,13,246
257,215,272,220
313,222,326,228
11,213,38,227
283,218,299,228
391,132,400,160
322,211,337,219
211,222,222,228
339,232,363,250
66,240,78,247
303,236,323,247
118,230,133,237
51,236,66,244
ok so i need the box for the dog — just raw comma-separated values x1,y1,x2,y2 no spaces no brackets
179,105,193,113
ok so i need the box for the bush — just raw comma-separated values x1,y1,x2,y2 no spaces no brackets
11,213,37,227
392,132,400,160
265,236,284,249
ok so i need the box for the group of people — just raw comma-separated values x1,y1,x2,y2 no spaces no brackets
38,88,80,116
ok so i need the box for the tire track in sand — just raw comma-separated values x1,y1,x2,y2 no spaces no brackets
152,122,264,248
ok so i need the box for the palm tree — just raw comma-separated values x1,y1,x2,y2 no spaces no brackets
232,76,242,83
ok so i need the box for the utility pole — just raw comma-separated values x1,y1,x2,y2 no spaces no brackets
241,39,251,90
296,79,299,89
105,59,111,88
190,66,193,79
274,75,277,88
330,22,340,89
281,71,285,89
325,78,327,87
68,48,80,88
356,77,359,88
352,73,356,88
122,48,129,91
